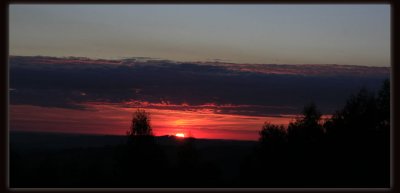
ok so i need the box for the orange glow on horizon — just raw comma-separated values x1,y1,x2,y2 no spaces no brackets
9,104,319,141
173,119,187,126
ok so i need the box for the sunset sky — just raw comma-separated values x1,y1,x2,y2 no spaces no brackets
9,5,390,140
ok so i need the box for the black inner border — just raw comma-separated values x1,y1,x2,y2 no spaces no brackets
1,0,398,193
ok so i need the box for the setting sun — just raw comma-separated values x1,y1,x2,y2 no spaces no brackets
175,133,185,138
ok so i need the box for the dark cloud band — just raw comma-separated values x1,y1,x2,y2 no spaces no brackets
9,56,390,116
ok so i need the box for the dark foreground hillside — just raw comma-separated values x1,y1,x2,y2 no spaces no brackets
10,132,256,188
10,129,389,188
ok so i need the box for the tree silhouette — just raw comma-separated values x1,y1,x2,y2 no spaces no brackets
324,88,378,138
321,80,390,187
287,103,324,145
377,79,390,130
127,109,153,137
259,122,287,150
252,122,289,186
375,78,390,186
115,108,169,187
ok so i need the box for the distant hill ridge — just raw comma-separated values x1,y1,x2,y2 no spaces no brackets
10,131,256,151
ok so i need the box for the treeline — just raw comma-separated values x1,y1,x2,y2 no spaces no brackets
9,79,390,188
239,79,390,187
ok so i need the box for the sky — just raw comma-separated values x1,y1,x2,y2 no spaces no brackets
9,5,391,141
9,4,390,67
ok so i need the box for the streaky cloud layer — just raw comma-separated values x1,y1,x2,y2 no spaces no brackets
9,56,389,140
10,56,389,115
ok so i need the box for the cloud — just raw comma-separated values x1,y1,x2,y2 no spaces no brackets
83,100,297,117
9,56,390,116
218,63,390,77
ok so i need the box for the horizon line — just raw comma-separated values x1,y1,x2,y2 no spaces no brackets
9,130,258,142
8,55,391,68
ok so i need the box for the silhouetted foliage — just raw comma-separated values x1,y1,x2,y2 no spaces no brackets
377,79,390,130
259,122,287,150
288,103,324,145
239,79,390,187
115,110,169,187
321,79,390,187
324,89,379,139
324,79,389,137
127,109,153,137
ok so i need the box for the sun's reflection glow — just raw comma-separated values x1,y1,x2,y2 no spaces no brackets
10,104,304,141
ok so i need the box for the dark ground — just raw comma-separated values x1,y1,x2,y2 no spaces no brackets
9,130,389,188
9,131,256,188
